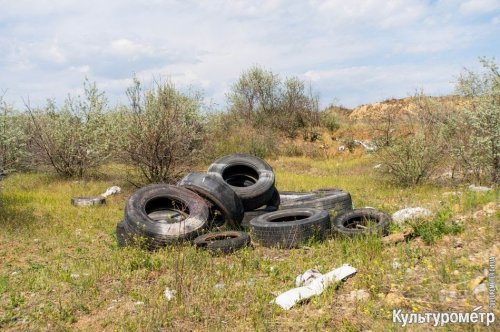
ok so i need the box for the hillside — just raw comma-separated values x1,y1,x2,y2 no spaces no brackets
346,95,469,121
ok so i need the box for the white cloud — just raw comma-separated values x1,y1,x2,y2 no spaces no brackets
460,0,500,15
0,0,498,108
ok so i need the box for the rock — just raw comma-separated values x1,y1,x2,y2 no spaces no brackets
382,230,413,245
392,207,433,225
468,185,492,192
164,287,176,301
346,289,370,302
472,283,487,295
468,276,486,291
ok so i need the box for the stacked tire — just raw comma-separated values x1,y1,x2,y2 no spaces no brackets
116,153,391,252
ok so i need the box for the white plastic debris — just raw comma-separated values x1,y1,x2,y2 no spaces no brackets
164,287,176,301
101,186,121,197
274,264,357,310
468,185,492,192
338,145,346,151
295,269,323,287
392,207,433,225
354,140,377,152
373,164,382,169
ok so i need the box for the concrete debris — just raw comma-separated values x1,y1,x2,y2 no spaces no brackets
273,264,357,310
392,207,433,225
468,185,492,192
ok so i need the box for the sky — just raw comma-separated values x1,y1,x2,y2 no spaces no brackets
0,0,498,110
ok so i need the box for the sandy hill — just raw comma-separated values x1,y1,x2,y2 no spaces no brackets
347,95,469,121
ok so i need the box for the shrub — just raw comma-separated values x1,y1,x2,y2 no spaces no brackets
119,78,205,184
447,58,500,184
27,79,113,177
227,66,319,138
0,94,29,177
205,112,278,160
374,94,448,186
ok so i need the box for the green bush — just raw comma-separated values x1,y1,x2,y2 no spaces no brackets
374,94,448,186
227,66,319,138
119,78,205,184
0,96,29,177
447,58,499,184
27,79,113,177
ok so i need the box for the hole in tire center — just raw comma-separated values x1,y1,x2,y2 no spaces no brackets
269,214,309,223
144,197,189,223
207,234,239,241
343,216,379,229
222,164,259,187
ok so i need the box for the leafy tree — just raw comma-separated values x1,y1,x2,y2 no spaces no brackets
120,78,205,184
27,79,113,177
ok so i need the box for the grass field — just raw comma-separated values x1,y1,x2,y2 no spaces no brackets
0,155,498,331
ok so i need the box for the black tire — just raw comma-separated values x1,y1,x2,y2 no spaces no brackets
207,154,275,211
178,172,244,229
279,191,318,204
116,219,134,247
123,184,209,249
71,196,105,206
250,208,330,248
241,205,278,230
193,231,251,254
280,190,353,216
333,208,391,237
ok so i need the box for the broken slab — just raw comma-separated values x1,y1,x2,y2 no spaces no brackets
274,264,357,310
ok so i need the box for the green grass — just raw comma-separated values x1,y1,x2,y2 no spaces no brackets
0,156,498,331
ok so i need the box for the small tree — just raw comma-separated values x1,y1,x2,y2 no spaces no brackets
227,66,319,138
120,78,205,184
0,93,29,177
27,79,113,177
451,58,499,184
375,94,448,186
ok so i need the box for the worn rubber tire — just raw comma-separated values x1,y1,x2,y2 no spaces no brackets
193,231,251,254
279,191,318,204
241,205,278,230
280,190,353,216
178,172,244,228
123,184,209,249
333,208,391,237
207,154,275,211
71,196,105,206
249,208,330,248
116,219,133,247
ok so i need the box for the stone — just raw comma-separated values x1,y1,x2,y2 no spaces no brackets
392,207,433,225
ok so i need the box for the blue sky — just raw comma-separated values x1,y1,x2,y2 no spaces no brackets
0,0,498,109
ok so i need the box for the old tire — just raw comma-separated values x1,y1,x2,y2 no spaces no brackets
116,219,134,247
249,208,330,248
71,196,105,206
178,172,244,228
193,231,251,254
241,205,278,229
123,184,209,249
280,190,352,216
333,208,391,237
207,154,275,211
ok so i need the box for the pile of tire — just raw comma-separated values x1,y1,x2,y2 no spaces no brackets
116,153,391,252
